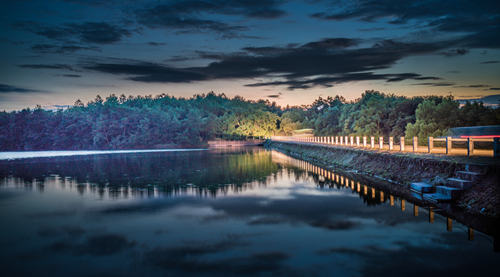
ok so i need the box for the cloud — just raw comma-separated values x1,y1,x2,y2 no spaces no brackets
31,44,100,54
489,87,500,90
455,84,490,88
83,61,208,83
18,21,132,44
0,83,44,94
145,237,290,275
311,0,500,49
60,74,82,78
412,82,455,86
134,0,286,38
266,94,280,98
317,234,499,277
481,60,499,64
84,38,446,89
48,233,135,256
147,42,166,46
439,48,469,57
18,64,78,71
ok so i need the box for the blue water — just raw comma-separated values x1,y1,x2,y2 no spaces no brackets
0,148,497,276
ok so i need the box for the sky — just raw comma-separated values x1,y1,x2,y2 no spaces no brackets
0,0,499,111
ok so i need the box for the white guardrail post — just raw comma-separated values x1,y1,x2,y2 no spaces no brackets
446,136,452,154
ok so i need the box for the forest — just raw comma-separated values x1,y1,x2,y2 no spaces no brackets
1,91,499,150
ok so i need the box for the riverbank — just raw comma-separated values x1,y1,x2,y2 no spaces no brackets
266,140,500,220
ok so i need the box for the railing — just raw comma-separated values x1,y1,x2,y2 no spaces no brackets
270,135,500,158
271,150,476,241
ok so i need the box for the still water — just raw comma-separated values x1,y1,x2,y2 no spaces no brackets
0,148,497,276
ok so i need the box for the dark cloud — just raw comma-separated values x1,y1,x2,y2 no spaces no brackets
481,60,499,64
18,21,131,44
135,0,286,38
18,64,77,71
489,87,500,90
85,38,445,89
412,82,455,87
266,94,280,98
31,44,99,54
439,48,469,57
312,0,500,49
83,61,208,83
456,84,489,88
145,237,290,275
147,42,166,46
0,83,43,94
48,233,135,256
317,234,499,277
246,73,443,90
60,74,82,78
310,219,359,230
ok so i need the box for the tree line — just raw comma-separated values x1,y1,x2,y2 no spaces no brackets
281,91,499,144
0,90,498,150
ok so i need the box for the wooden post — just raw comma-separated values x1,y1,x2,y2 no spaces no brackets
356,136,360,146
371,136,375,148
350,136,354,146
363,136,367,147
340,136,343,145
401,199,405,211
467,138,474,156
494,138,499,158
447,218,452,232
413,204,419,216
413,136,418,152
390,195,394,206
429,208,434,223
446,136,452,154
400,137,405,151
345,136,348,145
379,137,384,149
335,136,338,144
389,137,394,150
428,137,433,153
468,227,474,241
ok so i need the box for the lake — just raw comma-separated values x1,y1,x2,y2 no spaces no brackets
0,147,498,276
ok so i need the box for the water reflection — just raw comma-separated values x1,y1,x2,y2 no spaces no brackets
0,148,498,276
0,148,279,198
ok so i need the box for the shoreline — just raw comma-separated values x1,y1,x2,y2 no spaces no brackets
266,140,499,247
0,148,209,161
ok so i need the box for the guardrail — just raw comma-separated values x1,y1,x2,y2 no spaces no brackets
270,135,500,158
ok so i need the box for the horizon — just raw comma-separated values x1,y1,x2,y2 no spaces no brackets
3,91,500,112
1,0,500,111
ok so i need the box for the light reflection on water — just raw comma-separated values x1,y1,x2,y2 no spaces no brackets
0,148,498,277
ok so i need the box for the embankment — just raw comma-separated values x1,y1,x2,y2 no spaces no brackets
266,140,500,220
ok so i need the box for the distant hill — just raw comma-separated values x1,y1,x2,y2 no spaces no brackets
457,94,500,108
